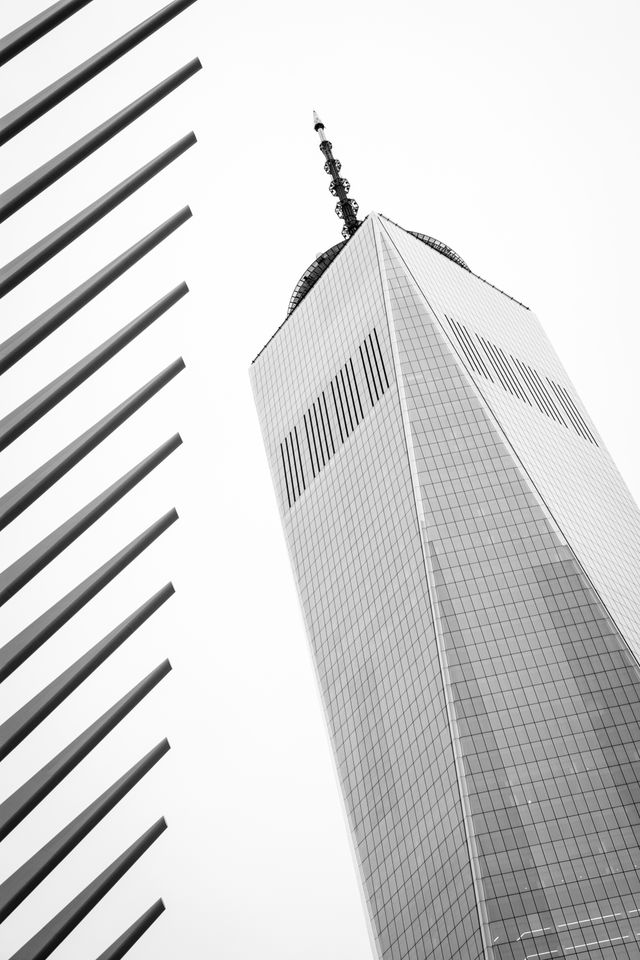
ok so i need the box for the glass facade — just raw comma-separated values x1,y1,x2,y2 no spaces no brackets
251,214,640,960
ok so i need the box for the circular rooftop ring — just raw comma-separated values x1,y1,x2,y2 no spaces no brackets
407,232,470,272
287,241,346,317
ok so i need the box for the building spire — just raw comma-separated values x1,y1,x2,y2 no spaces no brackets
313,111,361,240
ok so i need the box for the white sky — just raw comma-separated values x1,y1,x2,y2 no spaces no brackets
0,1,638,957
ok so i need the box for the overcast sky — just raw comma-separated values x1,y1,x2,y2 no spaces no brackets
0,1,639,958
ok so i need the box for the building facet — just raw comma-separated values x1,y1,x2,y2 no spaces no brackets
250,124,640,960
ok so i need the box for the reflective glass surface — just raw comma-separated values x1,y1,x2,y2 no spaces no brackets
380,228,640,959
379,217,640,666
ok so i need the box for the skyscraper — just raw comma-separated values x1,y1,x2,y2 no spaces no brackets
250,115,640,960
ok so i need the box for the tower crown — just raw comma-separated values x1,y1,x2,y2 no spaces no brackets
283,116,470,320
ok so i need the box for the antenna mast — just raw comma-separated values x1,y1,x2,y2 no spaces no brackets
313,111,361,240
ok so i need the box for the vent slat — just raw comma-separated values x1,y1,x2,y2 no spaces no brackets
93,900,165,960
278,328,392,508
359,344,375,406
0,511,177,684
372,328,390,389
0,742,169,922
8,820,167,960
0,0,96,68
0,664,171,841
339,369,355,433
0,136,195,299
0,209,191,375
362,340,380,402
0,0,198,146
442,316,597,446
0,60,201,224
349,358,365,421
293,427,306,489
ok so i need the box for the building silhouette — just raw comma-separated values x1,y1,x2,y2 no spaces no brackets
251,116,640,960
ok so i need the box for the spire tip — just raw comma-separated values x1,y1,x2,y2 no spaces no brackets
312,112,361,240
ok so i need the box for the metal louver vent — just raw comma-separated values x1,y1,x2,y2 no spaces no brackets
279,327,392,509
443,314,599,446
